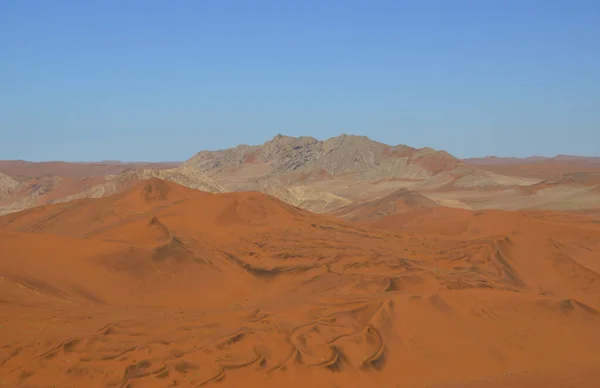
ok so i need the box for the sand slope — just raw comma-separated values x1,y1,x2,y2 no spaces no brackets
330,188,439,221
1,179,600,387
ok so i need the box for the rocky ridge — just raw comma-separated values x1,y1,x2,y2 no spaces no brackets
1,134,573,215
184,134,461,187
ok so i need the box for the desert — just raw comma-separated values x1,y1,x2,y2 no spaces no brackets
1,137,600,387
3,1,599,386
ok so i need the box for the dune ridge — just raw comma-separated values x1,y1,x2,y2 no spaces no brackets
331,188,440,221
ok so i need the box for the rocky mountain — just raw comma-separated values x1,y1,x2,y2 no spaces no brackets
184,134,463,189
2,134,582,216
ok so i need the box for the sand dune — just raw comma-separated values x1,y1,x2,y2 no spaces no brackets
1,179,600,387
331,188,439,222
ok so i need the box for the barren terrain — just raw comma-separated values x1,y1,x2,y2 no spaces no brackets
463,156,600,179
1,138,600,387
1,179,600,387
3,135,600,216
0,161,181,182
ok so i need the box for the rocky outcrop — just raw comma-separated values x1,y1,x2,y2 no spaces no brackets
0,172,19,196
184,134,463,188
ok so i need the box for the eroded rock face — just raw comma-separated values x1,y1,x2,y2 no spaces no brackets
184,133,462,186
0,172,19,195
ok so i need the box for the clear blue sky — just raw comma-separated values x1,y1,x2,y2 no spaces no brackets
1,0,599,161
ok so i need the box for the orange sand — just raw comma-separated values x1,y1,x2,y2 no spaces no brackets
1,179,600,387
331,188,439,222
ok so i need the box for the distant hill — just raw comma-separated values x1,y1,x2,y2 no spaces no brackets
463,155,600,179
2,135,598,216
0,160,182,182
183,133,465,189
463,155,600,166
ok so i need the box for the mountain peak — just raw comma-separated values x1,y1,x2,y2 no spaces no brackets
268,133,318,144
182,134,466,190
270,133,290,142
327,133,372,142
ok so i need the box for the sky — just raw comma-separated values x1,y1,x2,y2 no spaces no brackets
1,0,599,161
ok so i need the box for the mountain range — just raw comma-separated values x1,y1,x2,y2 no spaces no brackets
2,134,599,216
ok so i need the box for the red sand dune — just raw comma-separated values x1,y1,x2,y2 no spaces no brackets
1,179,600,387
330,188,439,222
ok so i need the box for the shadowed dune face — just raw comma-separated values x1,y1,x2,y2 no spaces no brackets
1,179,600,387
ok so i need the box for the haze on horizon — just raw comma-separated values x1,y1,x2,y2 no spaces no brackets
1,0,599,162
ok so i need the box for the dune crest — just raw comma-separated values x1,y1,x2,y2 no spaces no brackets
139,178,172,201
331,188,439,221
